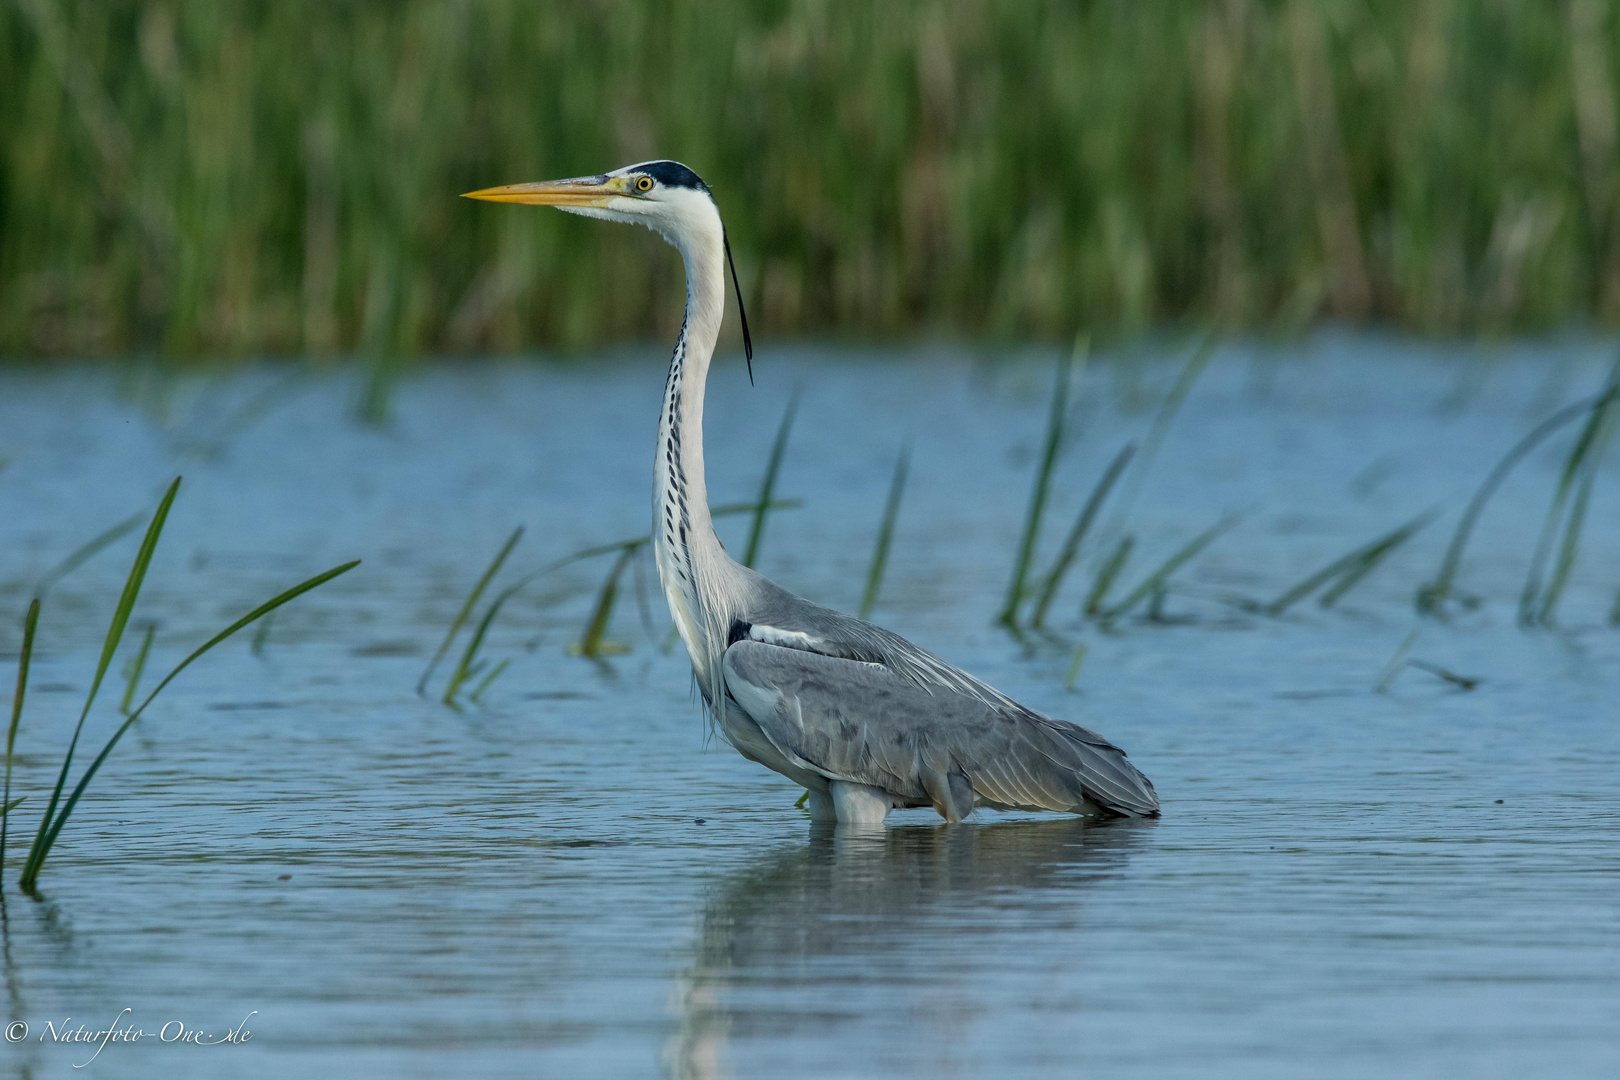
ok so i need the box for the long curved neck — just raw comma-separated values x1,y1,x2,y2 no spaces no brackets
653,210,734,689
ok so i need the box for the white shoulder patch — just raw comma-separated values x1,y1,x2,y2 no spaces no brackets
745,625,887,670
747,625,822,650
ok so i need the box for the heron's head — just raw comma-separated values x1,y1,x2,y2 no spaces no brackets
464,159,754,369
463,160,719,245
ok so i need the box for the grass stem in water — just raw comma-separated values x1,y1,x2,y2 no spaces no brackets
858,445,910,621
1,598,40,892
743,394,799,570
1099,515,1240,627
999,342,1080,628
1030,441,1135,628
418,525,523,695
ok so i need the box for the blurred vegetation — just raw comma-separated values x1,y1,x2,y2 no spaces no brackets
4,0,1620,361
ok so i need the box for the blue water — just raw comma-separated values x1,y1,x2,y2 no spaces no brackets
0,339,1616,1077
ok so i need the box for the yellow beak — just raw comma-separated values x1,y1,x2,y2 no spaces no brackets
461,175,625,207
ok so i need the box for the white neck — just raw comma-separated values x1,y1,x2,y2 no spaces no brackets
649,191,735,691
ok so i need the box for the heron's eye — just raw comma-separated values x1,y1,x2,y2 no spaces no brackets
635,176,654,193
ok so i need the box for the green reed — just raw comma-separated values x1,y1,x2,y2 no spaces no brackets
570,544,639,659
1029,442,1134,629
8,2,1619,358
999,346,1077,628
418,525,523,696
1083,535,1134,620
117,622,155,714
742,394,799,570
1519,356,1620,626
1107,334,1216,530
858,445,910,622
1418,388,1619,616
1266,510,1438,616
1,599,41,891
32,510,144,600
429,498,803,690
13,477,357,892
1096,515,1240,628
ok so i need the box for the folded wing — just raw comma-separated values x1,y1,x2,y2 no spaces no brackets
721,640,1159,819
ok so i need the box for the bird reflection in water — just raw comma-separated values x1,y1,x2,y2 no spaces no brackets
664,817,1153,1078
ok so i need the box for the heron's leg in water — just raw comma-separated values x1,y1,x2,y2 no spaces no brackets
830,780,890,825
805,789,837,822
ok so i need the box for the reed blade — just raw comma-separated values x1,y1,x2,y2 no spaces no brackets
1105,332,1216,534
1419,388,1617,615
1084,535,1134,618
251,609,275,657
858,446,910,621
1031,441,1135,629
118,623,156,714
21,476,180,889
1266,510,1437,616
1536,453,1600,626
999,344,1080,628
2,598,40,891
1524,357,1619,625
33,510,145,600
418,525,523,695
572,544,639,658
743,394,800,569
469,658,511,704
1375,628,1420,692
444,582,523,704
19,558,360,892
1405,659,1480,691
1064,643,1089,691
1099,514,1240,626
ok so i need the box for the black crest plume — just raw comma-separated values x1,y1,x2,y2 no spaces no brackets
722,228,754,385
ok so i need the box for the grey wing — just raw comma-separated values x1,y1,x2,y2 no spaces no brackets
736,574,1026,709
722,640,1159,818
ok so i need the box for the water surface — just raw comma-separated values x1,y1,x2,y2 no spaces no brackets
0,340,1616,1077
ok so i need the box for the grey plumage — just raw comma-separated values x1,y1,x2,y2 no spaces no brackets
465,159,1160,823
719,572,1159,819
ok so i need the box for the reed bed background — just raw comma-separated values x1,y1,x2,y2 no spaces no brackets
6,0,1620,362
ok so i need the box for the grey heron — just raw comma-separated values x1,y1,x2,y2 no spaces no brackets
464,161,1159,824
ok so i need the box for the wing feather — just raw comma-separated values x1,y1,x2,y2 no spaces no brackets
722,640,1158,817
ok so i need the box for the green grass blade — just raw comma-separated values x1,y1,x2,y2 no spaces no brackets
999,344,1080,628
1266,510,1437,615
1107,331,1216,530
451,500,800,664
743,394,800,569
858,445,910,621
1419,389,1616,615
250,609,275,657
21,476,180,888
1084,535,1134,618
469,658,511,704
1519,357,1619,624
1064,643,1088,692
1536,453,1601,626
1031,441,1135,628
19,558,359,892
444,589,515,704
1375,628,1420,692
33,510,145,600
1405,659,1480,691
572,545,638,658
117,622,156,714
417,525,523,696
2,598,40,891
1100,514,1240,626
